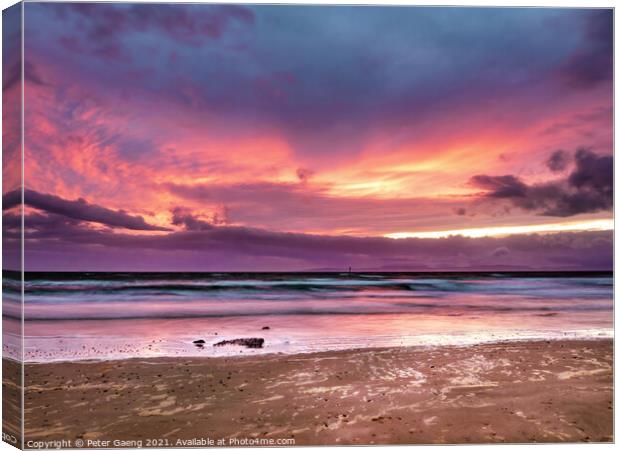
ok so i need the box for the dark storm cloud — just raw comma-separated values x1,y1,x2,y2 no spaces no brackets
471,149,612,217
546,150,570,172
2,189,170,231
469,175,529,199
569,148,613,194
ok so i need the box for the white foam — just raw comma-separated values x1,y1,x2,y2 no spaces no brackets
20,327,613,363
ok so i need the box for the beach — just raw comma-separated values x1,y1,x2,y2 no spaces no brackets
4,2,614,447
4,272,613,446
16,339,612,446
8,272,614,362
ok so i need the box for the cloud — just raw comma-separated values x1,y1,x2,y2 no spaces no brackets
540,106,612,138
171,207,214,231
165,181,471,236
470,148,612,217
569,148,613,194
2,189,170,231
470,175,528,199
14,3,613,269
51,3,255,60
5,208,612,271
555,9,612,89
3,60,48,92
546,149,570,172
26,4,612,167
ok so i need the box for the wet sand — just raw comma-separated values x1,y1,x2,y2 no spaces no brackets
13,339,614,446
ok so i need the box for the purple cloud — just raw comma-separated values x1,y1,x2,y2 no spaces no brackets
3,60,47,92
51,3,255,60
3,206,612,272
546,149,570,172
471,148,612,217
555,10,613,89
164,181,471,235
2,189,170,231
470,175,529,199
171,207,214,231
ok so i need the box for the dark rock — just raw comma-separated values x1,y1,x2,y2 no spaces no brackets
262,326,270,330
213,338,264,349
192,339,206,344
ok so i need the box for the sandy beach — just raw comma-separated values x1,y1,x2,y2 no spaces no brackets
11,339,613,446
3,1,614,447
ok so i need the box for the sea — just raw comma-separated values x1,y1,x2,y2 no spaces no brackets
2,271,613,362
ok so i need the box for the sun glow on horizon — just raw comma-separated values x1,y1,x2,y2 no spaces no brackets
384,219,613,239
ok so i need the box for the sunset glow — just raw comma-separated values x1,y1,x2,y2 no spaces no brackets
2,3,612,271
2,6,613,446
385,219,614,239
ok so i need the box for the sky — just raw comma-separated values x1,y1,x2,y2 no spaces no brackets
2,3,613,271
